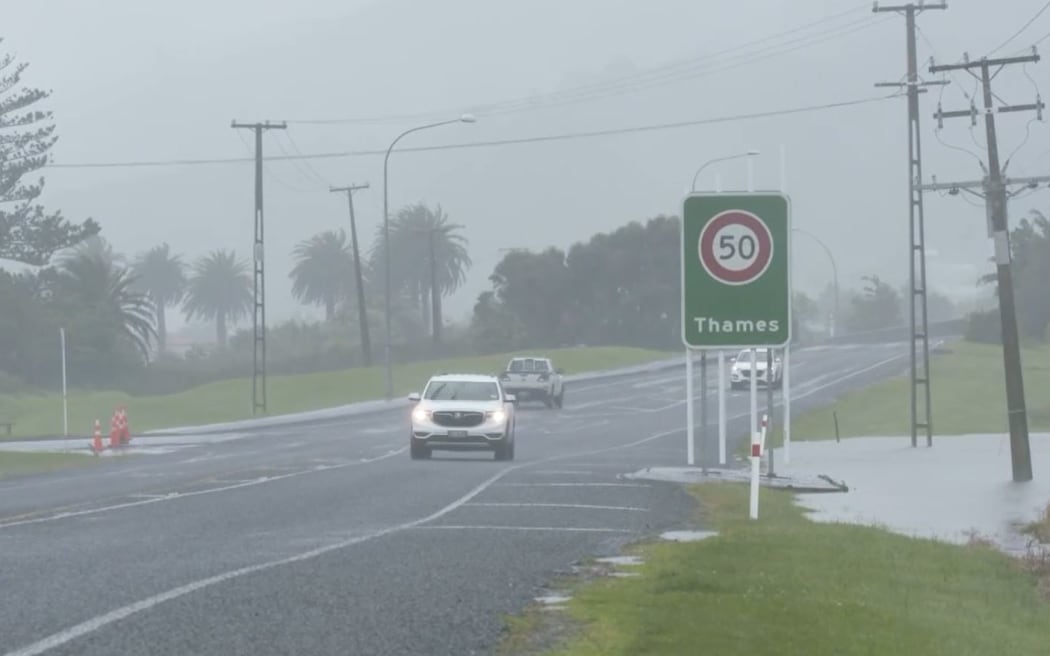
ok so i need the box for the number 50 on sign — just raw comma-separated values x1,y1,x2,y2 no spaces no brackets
680,192,791,348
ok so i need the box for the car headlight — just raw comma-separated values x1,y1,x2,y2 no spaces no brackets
487,409,507,423
412,407,431,422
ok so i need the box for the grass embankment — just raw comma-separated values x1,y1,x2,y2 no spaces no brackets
0,452,97,480
785,340,1050,441
529,484,1050,656
0,346,669,438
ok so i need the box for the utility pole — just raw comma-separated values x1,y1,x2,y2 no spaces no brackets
874,1,947,449
925,50,1044,482
330,183,373,366
231,120,287,415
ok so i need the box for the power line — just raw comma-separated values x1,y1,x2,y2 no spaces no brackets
463,17,888,120
46,94,899,170
287,3,877,125
987,0,1050,55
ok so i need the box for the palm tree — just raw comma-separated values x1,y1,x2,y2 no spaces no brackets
56,254,156,358
132,243,187,353
58,234,125,268
370,203,471,343
183,250,252,348
289,229,357,322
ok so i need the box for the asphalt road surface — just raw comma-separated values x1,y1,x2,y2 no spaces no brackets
0,342,912,656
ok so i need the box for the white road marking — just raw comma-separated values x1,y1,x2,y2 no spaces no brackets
0,461,518,656
1,424,691,656
562,400,609,411
0,350,919,655
497,483,650,488
630,374,683,389
532,470,596,475
415,525,632,533
466,502,647,512
0,448,406,531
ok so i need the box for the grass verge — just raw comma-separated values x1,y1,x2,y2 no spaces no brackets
0,346,669,438
781,340,1050,441
524,483,1050,656
0,451,97,480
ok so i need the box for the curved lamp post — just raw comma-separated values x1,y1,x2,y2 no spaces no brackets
792,227,840,338
382,113,476,399
690,150,760,192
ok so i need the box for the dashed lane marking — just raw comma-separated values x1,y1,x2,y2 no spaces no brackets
465,502,647,512
413,525,632,533
497,483,651,488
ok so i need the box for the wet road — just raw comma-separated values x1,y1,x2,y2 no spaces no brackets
0,342,909,656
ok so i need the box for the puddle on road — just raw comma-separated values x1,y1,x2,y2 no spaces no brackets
659,530,719,542
595,555,643,566
535,594,572,605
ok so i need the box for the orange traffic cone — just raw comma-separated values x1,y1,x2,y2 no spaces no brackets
91,420,103,453
109,410,121,449
118,407,131,445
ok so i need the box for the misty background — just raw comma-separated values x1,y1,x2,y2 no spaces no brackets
7,0,1047,345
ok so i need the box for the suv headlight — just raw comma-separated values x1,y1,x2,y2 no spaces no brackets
412,407,431,422
486,409,507,423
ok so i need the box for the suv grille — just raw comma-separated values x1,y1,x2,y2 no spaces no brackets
432,411,485,428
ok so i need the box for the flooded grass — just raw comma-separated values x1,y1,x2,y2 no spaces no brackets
539,483,1050,656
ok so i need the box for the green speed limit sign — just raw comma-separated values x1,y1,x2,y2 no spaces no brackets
680,192,791,348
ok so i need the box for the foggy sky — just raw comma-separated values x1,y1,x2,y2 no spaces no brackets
6,0,1050,341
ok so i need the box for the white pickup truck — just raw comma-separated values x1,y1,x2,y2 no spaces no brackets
498,356,565,409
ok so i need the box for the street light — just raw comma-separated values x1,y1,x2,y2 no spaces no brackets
382,113,476,399
688,149,760,468
792,227,840,338
690,150,761,192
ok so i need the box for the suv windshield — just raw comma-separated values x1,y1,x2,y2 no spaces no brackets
508,359,549,373
424,380,500,401
737,349,771,361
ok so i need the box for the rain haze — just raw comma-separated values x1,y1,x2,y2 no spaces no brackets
3,2,1050,655
8,0,1047,334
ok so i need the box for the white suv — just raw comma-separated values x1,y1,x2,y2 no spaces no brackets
408,374,517,461
499,356,565,408
729,348,783,391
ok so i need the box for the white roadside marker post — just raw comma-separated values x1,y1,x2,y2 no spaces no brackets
750,413,767,519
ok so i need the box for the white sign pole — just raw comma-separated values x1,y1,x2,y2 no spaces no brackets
745,159,759,464
749,347,758,452
714,171,728,466
749,414,764,519
60,327,68,437
685,350,695,465
717,351,726,464
780,143,792,464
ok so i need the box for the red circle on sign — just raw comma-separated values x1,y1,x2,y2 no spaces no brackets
698,210,774,285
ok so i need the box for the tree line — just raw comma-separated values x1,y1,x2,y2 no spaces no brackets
467,216,964,354
1,39,996,398
0,202,472,390
966,209,1050,344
